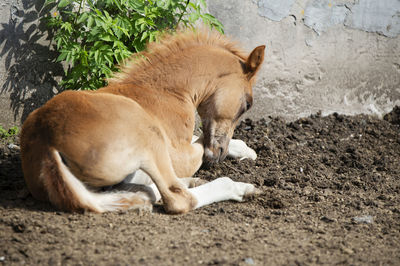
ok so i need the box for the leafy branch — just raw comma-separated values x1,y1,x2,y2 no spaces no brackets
41,0,224,91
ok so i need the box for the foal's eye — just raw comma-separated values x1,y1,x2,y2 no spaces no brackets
244,93,253,111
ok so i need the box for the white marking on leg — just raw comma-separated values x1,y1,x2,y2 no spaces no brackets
123,170,153,185
191,135,200,144
189,177,259,209
148,183,162,202
122,170,161,202
228,139,257,160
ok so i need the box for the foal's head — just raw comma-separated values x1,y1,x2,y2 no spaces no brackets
198,45,265,162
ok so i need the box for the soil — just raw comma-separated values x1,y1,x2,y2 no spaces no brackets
1,107,400,265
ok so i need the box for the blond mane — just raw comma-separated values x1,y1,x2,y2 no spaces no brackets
108,28,247,84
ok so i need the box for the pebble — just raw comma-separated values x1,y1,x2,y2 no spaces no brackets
320,216,336,223
341,247,354,255
352,215,373,224
244,257,255,265
7,144,20,150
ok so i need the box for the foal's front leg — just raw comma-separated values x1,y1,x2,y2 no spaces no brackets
122,136,259,212
227,139,257,160
184,136,260,208
191,135,257,161
189,177,261,209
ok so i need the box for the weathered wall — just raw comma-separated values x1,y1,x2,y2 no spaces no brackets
208,0,400,120
0,0,399,128
0,0,63,128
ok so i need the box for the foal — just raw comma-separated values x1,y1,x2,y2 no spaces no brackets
20,29,265,214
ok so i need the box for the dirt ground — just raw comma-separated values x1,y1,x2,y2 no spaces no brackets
1,107,399,265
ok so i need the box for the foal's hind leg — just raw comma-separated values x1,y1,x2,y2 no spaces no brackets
141,141,198,214
122,171,206,204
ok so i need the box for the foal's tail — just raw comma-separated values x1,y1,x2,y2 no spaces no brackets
40,148,152,213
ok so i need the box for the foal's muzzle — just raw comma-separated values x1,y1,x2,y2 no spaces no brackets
203,135,230,163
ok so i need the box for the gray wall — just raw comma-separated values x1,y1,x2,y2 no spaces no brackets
0,0,63,128
207,0,400,120
0,0,399,128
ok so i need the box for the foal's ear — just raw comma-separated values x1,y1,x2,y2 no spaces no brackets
244,45,265,79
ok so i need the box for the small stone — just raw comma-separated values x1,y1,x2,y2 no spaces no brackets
320,216,336,223
342,247,354,255
7,144,20,150
352,215,373,224
244,257,255,265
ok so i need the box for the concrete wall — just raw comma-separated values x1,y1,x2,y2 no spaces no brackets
208,0,400,120
0,0,63,128
0,0,399,128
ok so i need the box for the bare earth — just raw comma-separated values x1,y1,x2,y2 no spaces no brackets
1,107,400,265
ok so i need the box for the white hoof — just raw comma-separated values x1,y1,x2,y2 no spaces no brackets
228,139,257,160
216,177,260,202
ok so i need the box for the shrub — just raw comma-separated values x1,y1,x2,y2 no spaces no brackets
0,125,19,143
42,0,224,90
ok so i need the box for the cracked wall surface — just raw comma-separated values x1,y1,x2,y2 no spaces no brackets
0,0,399,127
257,0,296,21
345,0,400,38
253,0,400,38
304,0,349,35
207,0,400,120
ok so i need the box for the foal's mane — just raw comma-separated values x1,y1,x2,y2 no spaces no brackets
108,28,247,84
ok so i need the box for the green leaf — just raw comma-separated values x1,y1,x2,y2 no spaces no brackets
77,12,89,24
140,31,148,42
189,12,200,23
44,0,56,8
56,37,62,49
149,32,155,43
87,15,94,28
100,34,112,42
140,22,146,32
58,0,70,8
65,50,72,63
112,0,123,11
56,51,68,62
188,2,200,12
120,27,130,37
199,0,206,8
94,50,100,64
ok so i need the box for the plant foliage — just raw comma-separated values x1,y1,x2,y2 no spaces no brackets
42,0,224,90
0,125,19,143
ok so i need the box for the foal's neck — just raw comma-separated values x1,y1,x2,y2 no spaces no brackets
100,46,234,142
